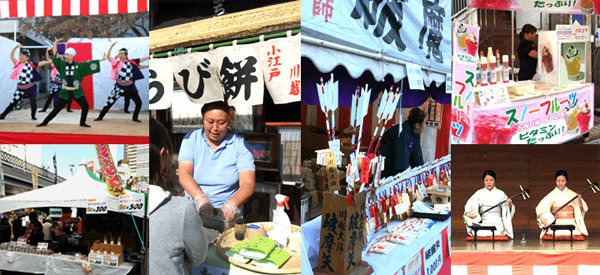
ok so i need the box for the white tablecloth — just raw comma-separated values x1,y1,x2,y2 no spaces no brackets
0,250,135,275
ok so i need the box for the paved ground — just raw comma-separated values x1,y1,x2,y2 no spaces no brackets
0,107,149,136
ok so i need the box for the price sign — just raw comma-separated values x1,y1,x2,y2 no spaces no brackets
446,73,452,94
556,25,572,41
118,193,145,213
37,242,48,251
49,208,62,218
89,253,103,266
103,255,119,267
87,197,108,214
406,63,425,90
478,86,510,110
17,237,27,247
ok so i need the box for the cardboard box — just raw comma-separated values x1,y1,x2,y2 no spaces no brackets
317,191,367,274
89,243,124,267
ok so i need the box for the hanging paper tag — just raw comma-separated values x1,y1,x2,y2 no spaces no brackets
395,202,409,214
360,157,372,184
406,63,425,90
328,139,341,152
325,152,340,192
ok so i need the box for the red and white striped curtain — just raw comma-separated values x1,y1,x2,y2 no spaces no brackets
0,0,148,18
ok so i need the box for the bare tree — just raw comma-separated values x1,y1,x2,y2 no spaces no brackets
19,13,149,41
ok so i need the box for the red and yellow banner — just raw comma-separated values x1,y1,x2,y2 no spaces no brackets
95,144,125,196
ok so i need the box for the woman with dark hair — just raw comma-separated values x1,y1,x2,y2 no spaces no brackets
517,24,538,80
149,117,207,275
0,217,11,243
536,170,588,239
380,107,426,177
26,212,44,246
463,170,515,238
178,101,255,220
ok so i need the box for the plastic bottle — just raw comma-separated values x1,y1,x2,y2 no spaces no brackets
489,56,497,85
487,47,493,67
496,49,501,67
502,55,510,83
273,194,292,237
480,56,488,86
476,55,481,87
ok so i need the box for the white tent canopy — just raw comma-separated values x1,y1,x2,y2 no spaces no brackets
0,162,144,218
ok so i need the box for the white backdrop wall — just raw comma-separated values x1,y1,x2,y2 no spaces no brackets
0,36,19,112
67,37,149,110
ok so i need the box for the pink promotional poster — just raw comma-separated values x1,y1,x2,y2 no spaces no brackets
451,23,479,144
472,85,594,144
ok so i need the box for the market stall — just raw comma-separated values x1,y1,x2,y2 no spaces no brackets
149,2,302,274
451,8,595,144
0,162,145,274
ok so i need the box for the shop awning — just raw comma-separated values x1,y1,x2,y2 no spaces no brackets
0,163,145,218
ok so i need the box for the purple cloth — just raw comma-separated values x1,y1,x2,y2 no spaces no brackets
301,57,450,108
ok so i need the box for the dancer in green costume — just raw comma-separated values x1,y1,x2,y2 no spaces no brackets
37,38,106,127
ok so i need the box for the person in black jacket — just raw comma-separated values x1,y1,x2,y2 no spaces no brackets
11,213,25,240
0,217,11,243
380,108,426,178
517,24,538,81
26,212,44,246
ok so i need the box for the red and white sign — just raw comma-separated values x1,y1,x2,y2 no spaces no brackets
37,242,48,251
17,237,27,247
87,197,108,214
95,144,123,189
0,0,149,18
118,193,144,213
468,0,599,15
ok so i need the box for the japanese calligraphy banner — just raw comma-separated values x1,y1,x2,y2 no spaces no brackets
213,43,264,106
95,144,124,195
151,34,300,107
32,170,38,190
170,51,224,105
422,233,443,275
149,58,173,110
0,0,149,18
451,23,479,144
261,34,301,104
468,0,597,15
470,84,594,144
302,0,451,73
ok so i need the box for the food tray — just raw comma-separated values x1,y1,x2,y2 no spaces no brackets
215,222,301,274
200,208,239,233
412,211,451,221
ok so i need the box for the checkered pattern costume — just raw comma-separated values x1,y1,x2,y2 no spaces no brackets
97,58,144,121
17,62,35,85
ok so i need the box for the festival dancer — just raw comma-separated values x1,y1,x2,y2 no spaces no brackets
0,44,52,120
39,48,72,113
37,38,106,128
94,41,148,123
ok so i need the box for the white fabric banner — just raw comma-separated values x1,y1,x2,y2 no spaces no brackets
170,51,224,105
0,36,19,112
261,33,301,104
149,58,173,110
213,42,264,106
150,35,300,107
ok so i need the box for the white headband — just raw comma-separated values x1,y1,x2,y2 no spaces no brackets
65,48,76,56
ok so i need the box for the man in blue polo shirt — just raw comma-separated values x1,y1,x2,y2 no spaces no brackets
178,101,255,220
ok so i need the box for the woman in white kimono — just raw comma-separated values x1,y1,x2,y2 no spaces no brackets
536,170,588,239
464,170,515,238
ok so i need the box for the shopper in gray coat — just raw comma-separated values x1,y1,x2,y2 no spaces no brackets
149,117,208,275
